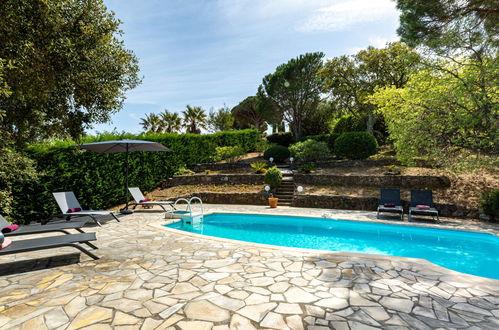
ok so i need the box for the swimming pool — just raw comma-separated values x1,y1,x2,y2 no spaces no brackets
166,213,499,279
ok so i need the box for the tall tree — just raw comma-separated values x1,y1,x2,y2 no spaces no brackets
0,0,140,145
319,42,421,133
182,105,207,134
396,0,498,53
160,110,182,133
231,94,277,132
207,106,234,132
260,52,324,140
140,113,163,133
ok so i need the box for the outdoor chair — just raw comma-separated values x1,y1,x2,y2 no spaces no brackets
1,214,97,250
128,187,176,212
376,189,404,220
409,190,440,222
0,233,99,260
53,192,120,227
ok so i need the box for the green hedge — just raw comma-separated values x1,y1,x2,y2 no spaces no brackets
11,129,259,223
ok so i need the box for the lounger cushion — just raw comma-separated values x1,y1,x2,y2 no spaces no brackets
383,203,395,207
67,208,82,213
140,199,151,203
1,224,19,233
415,205,430,210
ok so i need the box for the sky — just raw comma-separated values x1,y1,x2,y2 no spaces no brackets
91,0,400,134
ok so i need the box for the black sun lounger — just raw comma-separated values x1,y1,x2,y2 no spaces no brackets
377,189,404,220
0,233,99,260
128,187,176,212
409,190,440,222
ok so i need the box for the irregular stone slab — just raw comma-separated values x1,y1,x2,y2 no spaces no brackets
43,306,69,329
269,282,290,293
237,302,277,322
67,306,113,329
315,297,348,309
230,314,257,330
177,320,213,330
246,293,270,305
210,295,245,311
283,287,318,303
379,296,414,313
172,282,198,294
250,277,275,287
260,312,288,329
452,303,493,316
184,300,230,322
286,315,304,330
275,303,302,314
112,311,141,325
199,272,230,281
158,303,184,319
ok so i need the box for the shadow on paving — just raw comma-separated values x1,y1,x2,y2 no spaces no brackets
0,253,81,276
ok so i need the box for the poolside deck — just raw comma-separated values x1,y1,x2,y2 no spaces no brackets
1,205,498,329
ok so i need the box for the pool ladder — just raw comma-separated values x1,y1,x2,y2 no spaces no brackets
173,197,204,226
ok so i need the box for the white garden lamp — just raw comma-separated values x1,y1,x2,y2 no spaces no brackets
269,157,274,163
296,186,303,193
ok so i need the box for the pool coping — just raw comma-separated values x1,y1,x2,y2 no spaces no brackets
151,210,499,285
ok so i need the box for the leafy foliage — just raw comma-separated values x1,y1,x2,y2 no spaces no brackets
174,166,194,176
10,129,259,223
332,115,366,134
264,166,282,188
266,132,294,147
161,111,183,133
371,62,498,166
0,0,140,145
334,132,378,160
289,140,330,162
327,133,341,153
263,145,290,163
298,164,316,173
481,189,499,222
250,162,267,174
207,106,235,132
260,52,325,140
214,146,245,163
232,95,276,131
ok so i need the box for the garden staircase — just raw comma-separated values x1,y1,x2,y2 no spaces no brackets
275,166,294,206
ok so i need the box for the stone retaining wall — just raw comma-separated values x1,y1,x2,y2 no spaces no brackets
190,162,251,172
294,174,450,189
162,174,264,187
293,194,479,219
164,192,267,205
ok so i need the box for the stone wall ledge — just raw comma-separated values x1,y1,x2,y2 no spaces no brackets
294,174,451,189
162,174,264,187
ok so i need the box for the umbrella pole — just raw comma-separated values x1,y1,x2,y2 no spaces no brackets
121,144,133,214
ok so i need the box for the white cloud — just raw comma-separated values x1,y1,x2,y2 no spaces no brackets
297,0,398,32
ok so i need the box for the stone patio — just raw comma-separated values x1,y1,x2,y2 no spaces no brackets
1,205,498,329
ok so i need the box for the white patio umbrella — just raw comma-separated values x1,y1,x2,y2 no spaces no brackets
77,139,171,214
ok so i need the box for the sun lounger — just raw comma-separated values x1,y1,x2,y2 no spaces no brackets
128,187,176,212
1,215,97,250
0,233,99,260
409,190,439,222
377,189,404,220
53,192,120,226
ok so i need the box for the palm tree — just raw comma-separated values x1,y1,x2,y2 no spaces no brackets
161,110,183,133
140,113,163,133
182,105,207,134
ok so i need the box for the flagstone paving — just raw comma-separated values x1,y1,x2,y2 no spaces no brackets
0,205,498,329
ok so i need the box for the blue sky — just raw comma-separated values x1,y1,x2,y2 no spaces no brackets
91,0,400,134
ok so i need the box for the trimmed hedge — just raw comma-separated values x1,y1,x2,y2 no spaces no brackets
334,132,378,160
11,129,259,223
289,140,330,162
266,132,294,147
263,145,290,163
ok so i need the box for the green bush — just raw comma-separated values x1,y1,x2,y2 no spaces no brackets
334,132,378,159
250,162,267,174
332,115,366,134
11,129,259,224
263,145,290,163
299,164,316,173
327,133,341,153
175,166,194,175
214,146,245,163
264,166,282,188
298,134,329,143
481,189,499,222
289,140,329,162
266,132,294,147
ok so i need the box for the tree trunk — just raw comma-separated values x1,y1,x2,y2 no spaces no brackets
366,111,375,135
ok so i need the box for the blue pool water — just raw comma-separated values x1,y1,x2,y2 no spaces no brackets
166,213,499,279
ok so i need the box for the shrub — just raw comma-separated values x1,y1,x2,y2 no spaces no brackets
299,164,316,173
266,132,294,147
263,145,290,163
175,166,194,175
298,134,329,143
289,140,329,162
327,133,341,152
481,189,499,222
334,132,378,159
214,146,245,163
250,162,267,174
264,166,282,188
332,114,366,134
